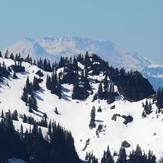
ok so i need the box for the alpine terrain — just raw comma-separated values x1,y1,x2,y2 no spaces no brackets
3,36,163,89
0,50,163,163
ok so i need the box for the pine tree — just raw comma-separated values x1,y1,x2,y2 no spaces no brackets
20,124,23,134
28,93,37,111
28,97,33,112
51,72,57,94
5,110,12,120
4,50,9,58
2,61,6,69
13,71,18,79
89,106,96,128
72,76,79,99
11,110,18,121
46,75,51,90
101,146,114,163
109,83,115,93
54,107,60,115
142,100,152,117
1,110,4,119
21,87,28,104
98,82,103,99
23,114,27,123
48,120,52,135
25,76,32,94
147,150,156,163
0,51,2,58
56,81,62,99
103,72,109,92
10,53,14,60
116,147,127,163
82,69,92,93
32,76,40,90
46,73,62,98
86,153,98,163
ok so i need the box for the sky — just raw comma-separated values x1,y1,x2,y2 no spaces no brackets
0,0,162,64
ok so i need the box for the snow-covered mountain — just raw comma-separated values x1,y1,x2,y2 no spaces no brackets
3,36,150,71
3,36,163,89
0,54,163,162
143,65,163,89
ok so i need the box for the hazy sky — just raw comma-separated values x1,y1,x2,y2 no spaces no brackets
0,0,163,64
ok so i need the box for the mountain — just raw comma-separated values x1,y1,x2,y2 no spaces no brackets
4,36,163,89
2,36,150,71
143,65,163,89
0,54,162,163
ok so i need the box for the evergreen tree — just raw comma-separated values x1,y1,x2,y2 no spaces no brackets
5,110,12,120
116,147,127,163
101,146,114,163
21,87,28,104
72,69,90,100
0,51,2,58
142,100,152,117
85,153,98,163
46,75,51,90
32,76,40,90
13,71,18,79
54,107,60,115
103,72,109,92
11,110,18,121
98,82,103,99
56,82,62,99
23,114,27,123
1,110,4,119
28,93,37,111
4,50,9,58
128,145,144,163
48,120,52,135
25,76,32,94
46,72,62,98
89,106,96,129
10,53,15,60
147,150,156,163
82,69,92,93
20,124,23,134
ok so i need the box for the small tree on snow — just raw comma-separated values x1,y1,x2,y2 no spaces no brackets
89,106,96,129
54,107,60,115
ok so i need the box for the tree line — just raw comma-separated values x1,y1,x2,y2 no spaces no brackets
0,50,156,102
0,111,81,163
86,145,156,163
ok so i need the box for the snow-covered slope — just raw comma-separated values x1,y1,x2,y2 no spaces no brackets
0,57,163,162
2,36,150,70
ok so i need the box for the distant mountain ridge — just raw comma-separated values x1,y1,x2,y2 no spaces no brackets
2,36,150,70
2,36,163,89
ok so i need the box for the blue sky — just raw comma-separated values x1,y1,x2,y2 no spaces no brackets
0,0,163,64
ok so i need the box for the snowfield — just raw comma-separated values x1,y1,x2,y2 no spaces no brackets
0,57,163,162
